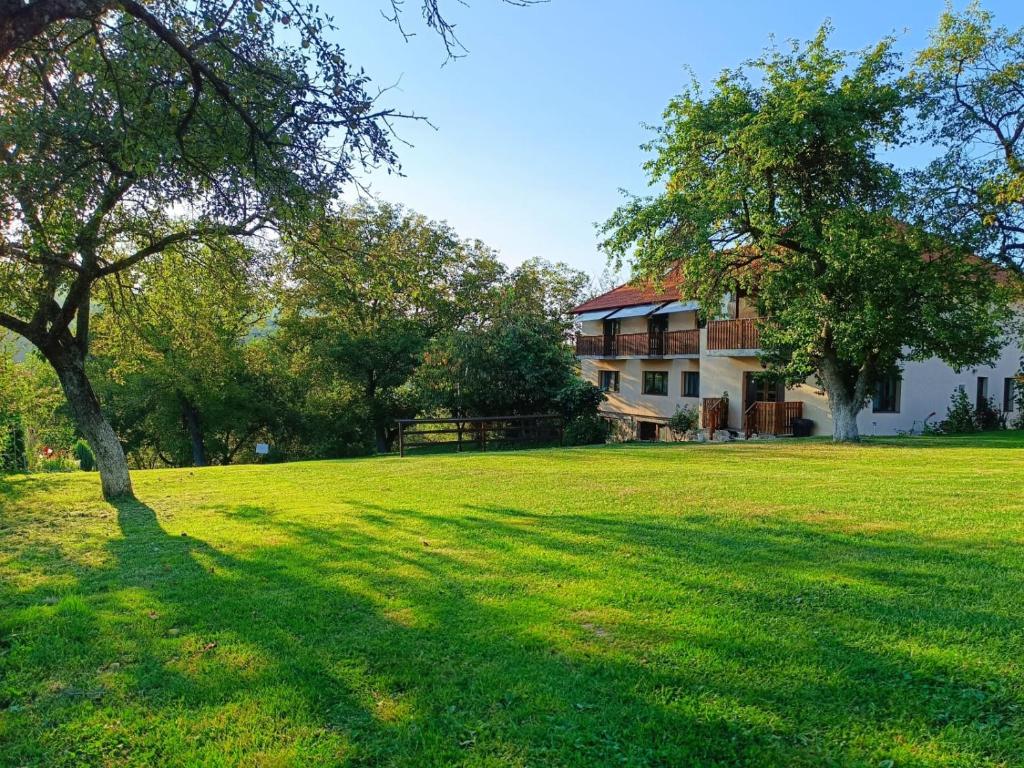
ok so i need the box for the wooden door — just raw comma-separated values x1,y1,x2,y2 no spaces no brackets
744,372,784,410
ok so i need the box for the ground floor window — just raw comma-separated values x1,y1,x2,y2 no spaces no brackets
643,370,668,396
638,421,659,440
598,370,620,393
872,372,901,413
1005,377,1019,412
977,376,989,410
682,370,700,398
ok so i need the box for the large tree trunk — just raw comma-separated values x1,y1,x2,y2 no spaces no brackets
46,346,134,499
826,388,861,442
180,396,207,467
819,357,863,443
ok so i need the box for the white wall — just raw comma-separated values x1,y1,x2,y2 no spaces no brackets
855,340,1022,435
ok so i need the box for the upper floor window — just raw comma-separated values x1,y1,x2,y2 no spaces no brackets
598,370,620,393
873,373,901,413
683,371,700,398
643,370,668,396
602,319,620,337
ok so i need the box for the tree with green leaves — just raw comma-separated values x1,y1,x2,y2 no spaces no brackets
0,14,380,496
90,239,277,467
279,203,503,453
912,3,1024,275
418,316,577,418
602,26,1008,442
416,258,590,419
0,1,531,498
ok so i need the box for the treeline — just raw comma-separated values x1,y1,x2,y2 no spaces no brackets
0,203,607,471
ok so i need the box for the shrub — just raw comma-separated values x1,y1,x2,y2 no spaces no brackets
72,439,96,471
1009,377,1024,430
667,405,699,436
936,388,1009,434
563,413,611,446
975,396,1006,431
939,388,976,433
556,379,609,445
0,419,29,474
555,379,605,421
38,454,77,473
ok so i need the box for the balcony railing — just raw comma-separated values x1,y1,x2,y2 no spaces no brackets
707,318,760,351
575,329,699,357
743,401,803,437
702,397,728,432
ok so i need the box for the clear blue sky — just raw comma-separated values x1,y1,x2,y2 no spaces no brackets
332,0,1024,280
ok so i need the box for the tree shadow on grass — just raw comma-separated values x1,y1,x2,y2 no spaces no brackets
3,491,1023,766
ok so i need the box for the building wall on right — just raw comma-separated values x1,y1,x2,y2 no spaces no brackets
853,339,1023,435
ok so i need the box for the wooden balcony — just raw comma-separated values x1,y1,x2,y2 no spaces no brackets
575,329,699,357
743,401,802,437
706,318,760,352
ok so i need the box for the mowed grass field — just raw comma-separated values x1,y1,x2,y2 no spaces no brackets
2,434,1024,767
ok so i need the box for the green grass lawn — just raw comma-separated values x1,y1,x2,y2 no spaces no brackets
2,434,1024,767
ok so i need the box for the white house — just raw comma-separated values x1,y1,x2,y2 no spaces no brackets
571,274,1022,439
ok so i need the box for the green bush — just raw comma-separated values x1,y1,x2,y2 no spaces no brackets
563,413,611,446
667,405,699,436
0,419,29,474
975,396,1006,431
1007,377,1023,430
38,455,77,473
936,388,1009,434
555,379,606,421
556,379,609,445
939,388,976,433
72,439,96,471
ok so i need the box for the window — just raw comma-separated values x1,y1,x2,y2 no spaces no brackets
977,376,989,410
602,319,620,337
643,370,668,396
1005,377,1019,412
598,370,620,393
683,371,700,398
638,421,659,441
872,373,901,413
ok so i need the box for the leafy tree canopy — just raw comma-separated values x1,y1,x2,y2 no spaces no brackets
912,3,1024,275
416,258,590,419
278,202,506,452
0,0,533,496
90,238,277,467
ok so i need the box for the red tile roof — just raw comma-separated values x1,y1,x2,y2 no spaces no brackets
572,252,1019,315
570,270,687,314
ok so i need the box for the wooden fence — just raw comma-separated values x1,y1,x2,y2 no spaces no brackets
701,397,728,433
397,415,563,457
743,401,803,437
